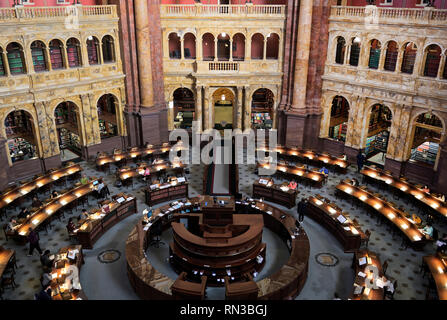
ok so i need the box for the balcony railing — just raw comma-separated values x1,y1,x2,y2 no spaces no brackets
161,4,286,18
330,6,447,25
0,5,117,23
209,62,239,72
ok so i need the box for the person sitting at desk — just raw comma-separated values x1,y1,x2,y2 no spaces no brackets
7,218,18,233
319,166,329,176
80,209,89,220
436,233,447,253
51,190,59,199
339,154,347,161
382,276,394,295
143,167,151,181
350,178,359,186
288,180,297,190
66,218,76,234
35,286,52,300
422,224,433,239
41,270,52,288
422,185,430,193
40,250,54,269
80,174,89,185
18,207,30,220
32,196,43,208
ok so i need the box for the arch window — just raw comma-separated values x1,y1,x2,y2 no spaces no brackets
4,110,38,163
365,104,393,163
97,94,119,140
66,38,82,68
251,89,274,129
335,37,346,64
384,41,398,72
87,36,100,65
6,42,26,75
232,33,245,61
0,47,5,76
173,88,195,130
266,33,279,60
30,41,48,72
251,33,264,60
401,42,417,74
55,102,82,157
349,37,361,66
202,33,215,61
368,39,381,69
169,33,181,59
183,33,196,59
424,44,441,78
217,33,231,61
328,96,350,142
102,35,115,63
410,113,444,166
49,40,64,70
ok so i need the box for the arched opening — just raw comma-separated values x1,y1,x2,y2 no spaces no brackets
6,42,26,75
217,33,231,61
202,33,215,61
368,39,381,69
87,36,100,65
30,40,48,72
66,38,82,68
349,37,361,67
97,94,119,140
49,39,64,70
0,47,5,76
183,33,196,59
335,36,346,64
423,44,441,78
232,33,245,61
266,33,279,60
213,88,234,130
4,110,38,163
365,104,393,165
251,88,274,129
401,42,417,74
169,33,181,59
328,96,350,142
55,102,82,161
384,41,398,72
102,35,115,63
251,33,264,60
410,113,444,167
173,88,195,130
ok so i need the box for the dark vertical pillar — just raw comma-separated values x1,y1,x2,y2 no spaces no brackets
0,139,10,190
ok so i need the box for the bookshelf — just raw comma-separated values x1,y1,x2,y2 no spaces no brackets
350,44,360,66
329,123,347,142
7,47,25,74
31,44,46,72
384,49,397,71
411,142,439,165
67,44,81,68
87,40,99,65
7,137,37,162
99,119,118,138
50,44,63,70
59,128,81,154
251,89,274,129
0,52,6,76
401,51,416,74
368,48,380,69
55,104,78,126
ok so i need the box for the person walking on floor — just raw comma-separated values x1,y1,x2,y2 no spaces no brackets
27,228,43,257
297,198,307,222
356,150,366,173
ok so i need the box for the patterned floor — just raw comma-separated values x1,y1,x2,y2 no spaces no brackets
1,148,445,300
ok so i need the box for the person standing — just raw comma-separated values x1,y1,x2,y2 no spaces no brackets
297,198,307,222
27,228,43,257
357,150,366,173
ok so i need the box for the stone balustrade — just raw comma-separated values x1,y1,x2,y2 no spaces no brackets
0,5,117,23
161,4,286,18
330,5,447,26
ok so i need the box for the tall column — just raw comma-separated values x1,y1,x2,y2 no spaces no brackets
203,86,210,130
437,53,446,79
81,38,89,67
378,46,386,70
196,86,203,132
243,86,251,131
180,37,185,60
44,47,53,72
236,86,243,130
214,37,218,61
344,44,351,65
290,0,313,112
395,49,404,74
230,39,233,61
197,32,202,60
62,44,70,69
2,51,10,76
245,33,251,61
134,0,154,107
98,40,104,65
24,42,34,74
263,38,267,60
413,48,424,77
163,33,169,59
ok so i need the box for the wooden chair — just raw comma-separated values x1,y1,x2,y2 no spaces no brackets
361,230,371,248
1,272,17,290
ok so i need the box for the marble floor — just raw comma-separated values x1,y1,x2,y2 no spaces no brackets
1,147,445,300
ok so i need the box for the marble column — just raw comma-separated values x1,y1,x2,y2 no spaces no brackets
236,86,243,130
196,86,203,132
263,38,267,60
230,39,233,61
44,47,53,72
197,32,203,60
1,51,10,76
62,44,70,69
243,86,251,131
437,53,446,79
290,0,313,112
180,37,185,60
395,49,404,74
134,0,154,107
214,37,218,61
203,86,210,130
378,46,386,71
245,33,251,61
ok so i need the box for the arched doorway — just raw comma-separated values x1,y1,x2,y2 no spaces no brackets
365,104,393,165
328,96,350,142
232,33,245,61
4,110,38,163
213,88,234,130
217,33,230,61
173,88,195,129
97,94,119,140
54,102,82,161
251,88,274,129
409,113,444,167
202,33,215,61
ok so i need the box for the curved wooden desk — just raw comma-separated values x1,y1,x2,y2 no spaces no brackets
0,248,15,279
0,163,83,211
12,180,100,239
306,196,365,252
423,255,447,300
350,250,384,300
257,162,325,188
361,166,447,219
257,146,348,172
118,161,185,181
336,180,429,250
253,178,298,209
50,245,87,300
126,196,310,300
